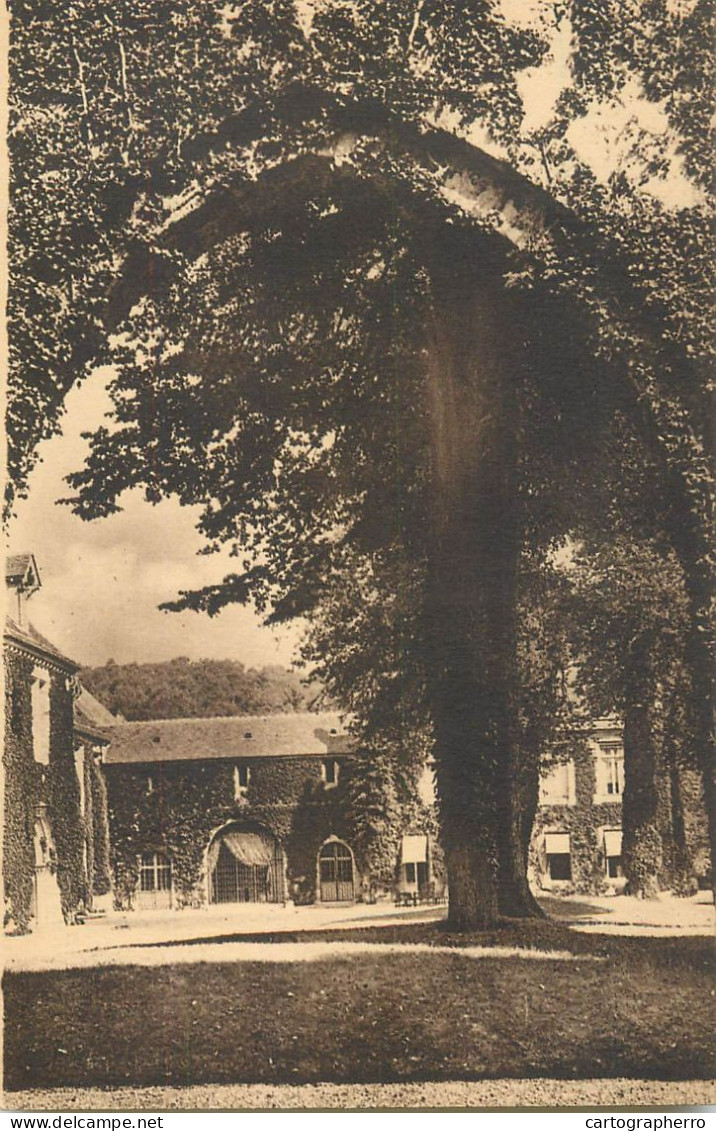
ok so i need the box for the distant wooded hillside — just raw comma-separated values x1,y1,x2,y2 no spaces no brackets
80,658,321,721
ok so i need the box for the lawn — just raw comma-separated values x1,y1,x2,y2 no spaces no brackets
4,925,714,1090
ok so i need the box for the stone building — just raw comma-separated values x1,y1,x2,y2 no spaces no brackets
103,702,709,909
531,718,626,895
102,712,439,910
530,718,710,894
3,554,113,933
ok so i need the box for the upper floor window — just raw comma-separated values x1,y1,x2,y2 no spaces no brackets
539,759,575,806
74,744,86,815
595,744,623,803
322,759,339,788
234,763,251,800
31,666,51,765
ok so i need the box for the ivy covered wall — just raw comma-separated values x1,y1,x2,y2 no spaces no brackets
45,671,87,921
530,736,710,896
104,753,434,908
530,741,622,896
3,648,40,933
3,639,114,933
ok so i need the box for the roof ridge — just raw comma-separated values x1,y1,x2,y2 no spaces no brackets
110,709,344,728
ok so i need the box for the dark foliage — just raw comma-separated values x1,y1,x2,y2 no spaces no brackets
80,657,319,721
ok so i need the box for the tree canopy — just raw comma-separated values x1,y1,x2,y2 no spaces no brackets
8,0,712,925
79,657,319,721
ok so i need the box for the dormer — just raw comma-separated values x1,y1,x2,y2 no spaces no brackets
6,553,41,625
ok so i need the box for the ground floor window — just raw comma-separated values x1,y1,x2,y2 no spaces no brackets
544,831,572,883
548,853,572,881
404,861,427,885
137,851,172,910
603,828,623,879
318,840,355,902
399,834,430,895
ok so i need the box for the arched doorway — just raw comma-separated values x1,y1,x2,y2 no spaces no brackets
318,839,355,903
207,824,285,904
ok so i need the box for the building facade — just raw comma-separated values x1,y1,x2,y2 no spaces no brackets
103,712,440,910
103,705,709,909
530,718,709,895
4,555,112,933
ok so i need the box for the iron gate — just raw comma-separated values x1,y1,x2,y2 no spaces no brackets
318,841,355,902
209,830,284,904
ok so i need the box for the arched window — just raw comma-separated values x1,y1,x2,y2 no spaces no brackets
207,824,284,904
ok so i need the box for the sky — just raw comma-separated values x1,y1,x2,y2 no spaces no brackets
7,1,699,670
7,369,304,670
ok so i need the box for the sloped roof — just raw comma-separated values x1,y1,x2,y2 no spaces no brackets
4,615,79,672
74,686,120,741
6,553,40,588
104,711,354,765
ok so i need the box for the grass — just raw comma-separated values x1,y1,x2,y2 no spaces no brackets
4,924,714,1090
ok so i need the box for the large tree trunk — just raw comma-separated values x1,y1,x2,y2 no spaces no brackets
498,739,545,918
621,668,663,898
666,760,698,895
422,234,535,929
658,686,697,895
685,620,715,901
661,511,714,899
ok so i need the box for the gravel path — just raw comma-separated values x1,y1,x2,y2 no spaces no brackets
4,1079,714,1110
4,938,602,974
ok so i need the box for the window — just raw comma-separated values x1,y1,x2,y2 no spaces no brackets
322,759,339,788
539,760,575,806
544,831,572,883
604,828,623,879
31,667,51,765
234,763,251,800
74,745,85,816
548,853,572,881
400,834,429,891
137,851,172,909
595,744,624,802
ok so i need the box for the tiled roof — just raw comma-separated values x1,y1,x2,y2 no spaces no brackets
6,553,39,587
74,686,119,740
4,615,79,672
104,711,354,764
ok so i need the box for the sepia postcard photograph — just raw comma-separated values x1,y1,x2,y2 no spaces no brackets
2,0,714,1119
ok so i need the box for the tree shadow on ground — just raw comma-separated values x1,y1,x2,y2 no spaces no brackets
537,895,613,920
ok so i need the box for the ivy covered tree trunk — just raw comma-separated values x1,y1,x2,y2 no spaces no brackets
498,740,545,918
621,680,663,899
47,674,87,922
664,760,697,895
685,618,715,901
423,236,535,929
91,758,112,898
